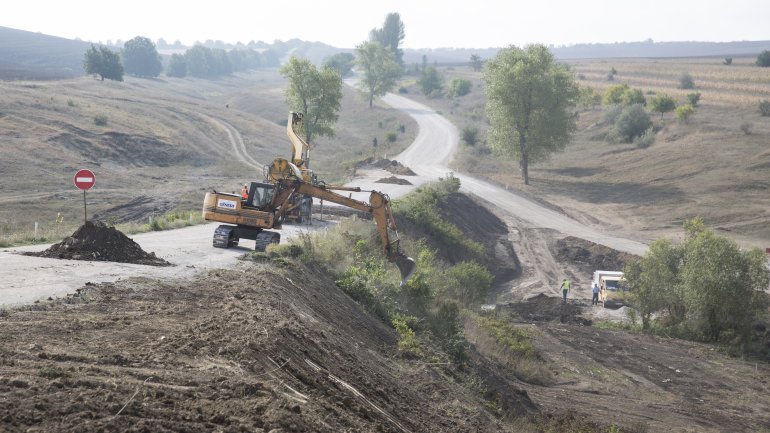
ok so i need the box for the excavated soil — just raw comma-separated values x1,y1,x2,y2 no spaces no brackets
24,221,171,267
551,235,640,275
357,158,417,176
0,262,534,433
375,176,413,185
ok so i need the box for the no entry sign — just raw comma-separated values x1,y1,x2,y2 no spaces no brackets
74,169,96,190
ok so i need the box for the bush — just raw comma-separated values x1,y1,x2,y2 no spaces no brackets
756,50,770,67
601,104,623,125
610,104,652,143
461,126,479,146
386,132,397,143
759,100,770,117
723,57,732,66
633,127,655,149
447,78,472,97
602,83,645,106
625,218,770,345
443,261,494,306
678,72,695,89
392,314,422,357
675,104,695,123
687,92,701,107
649,94,676,117
93,115,108,126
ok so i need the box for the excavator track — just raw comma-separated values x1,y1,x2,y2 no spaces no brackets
213,225,239,248
254,231,280,252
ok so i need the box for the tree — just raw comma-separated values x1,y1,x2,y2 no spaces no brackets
625,218,769,342
484,44,579,185
280,56,342,145
122,36,162,77
166,53,187,77
185,45,211,77
756,50,770,67
675,104,694,123
603,83,645,106
83,44,123,81
355,41,401,108
611,104,652,142
687,92,701,107
323,52,355,77
649,94,677,118
469,54,483,72
369,12,405,65
723,57,733,66
417,66,443,97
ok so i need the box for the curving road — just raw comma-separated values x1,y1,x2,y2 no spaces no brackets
381,93,648,257
0,93,647,306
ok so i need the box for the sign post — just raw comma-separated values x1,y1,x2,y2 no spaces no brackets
74,169,96,225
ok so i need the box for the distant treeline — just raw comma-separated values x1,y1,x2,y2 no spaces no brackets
166,45,280,78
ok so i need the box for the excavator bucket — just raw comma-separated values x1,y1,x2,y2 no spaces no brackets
394,254,417,286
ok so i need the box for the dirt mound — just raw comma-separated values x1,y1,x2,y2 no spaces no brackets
552,236,640,275
25,221,171,266
502,293,589,325
0,260,534,432
375,176,413,185
357,157,417,176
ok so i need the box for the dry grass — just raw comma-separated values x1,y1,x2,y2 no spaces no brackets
401,59,770,249
0,71,416,244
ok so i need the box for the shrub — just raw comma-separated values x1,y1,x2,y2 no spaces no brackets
759,100,770,117
443,261,494,306
675,104,695,123
447,78,472,97
392,314,422,357
93,115,108,126
649,94,676,118
723,57,732,66
67,99,76,107
610,104,652,143
687,92,701,107
386,132,397,143
601,104,623,125
398,86,408,94
756,50,770,67
678,72,695,89
633,127,655,149
603,83,645,106
461,126,479,146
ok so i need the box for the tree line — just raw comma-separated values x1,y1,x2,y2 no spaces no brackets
83,36,280,81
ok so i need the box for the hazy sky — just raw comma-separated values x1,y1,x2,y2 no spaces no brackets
3,0,770,48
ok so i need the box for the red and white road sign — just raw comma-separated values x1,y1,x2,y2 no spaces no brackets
74,169,96,190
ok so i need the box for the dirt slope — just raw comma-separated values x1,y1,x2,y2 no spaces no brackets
0,260,533,433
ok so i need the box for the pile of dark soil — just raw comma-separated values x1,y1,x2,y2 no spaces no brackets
24,221,171,266
375,176,413,185
357,157,416,176
551,236,639,275
502,293,590,325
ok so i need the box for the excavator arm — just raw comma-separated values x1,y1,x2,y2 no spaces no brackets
271,178,416,283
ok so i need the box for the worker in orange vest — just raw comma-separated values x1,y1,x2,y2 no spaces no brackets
240,184,249,200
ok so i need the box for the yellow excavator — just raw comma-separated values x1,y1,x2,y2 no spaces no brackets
202,113,417,283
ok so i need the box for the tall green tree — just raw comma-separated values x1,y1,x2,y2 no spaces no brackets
355,41,401,108
470,54,483,72
484,44,579,185
650,94,677,118
418,66,443,97
83,44,124,81
323,52,355,77
122,36,162,77
166,53,187,77
369,12,405,65
280,56,343,145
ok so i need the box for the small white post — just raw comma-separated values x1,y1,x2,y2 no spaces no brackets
189,214,193,224
34,222,38,240
149,215,153,225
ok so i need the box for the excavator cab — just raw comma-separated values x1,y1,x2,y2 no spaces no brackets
245,182,275,210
